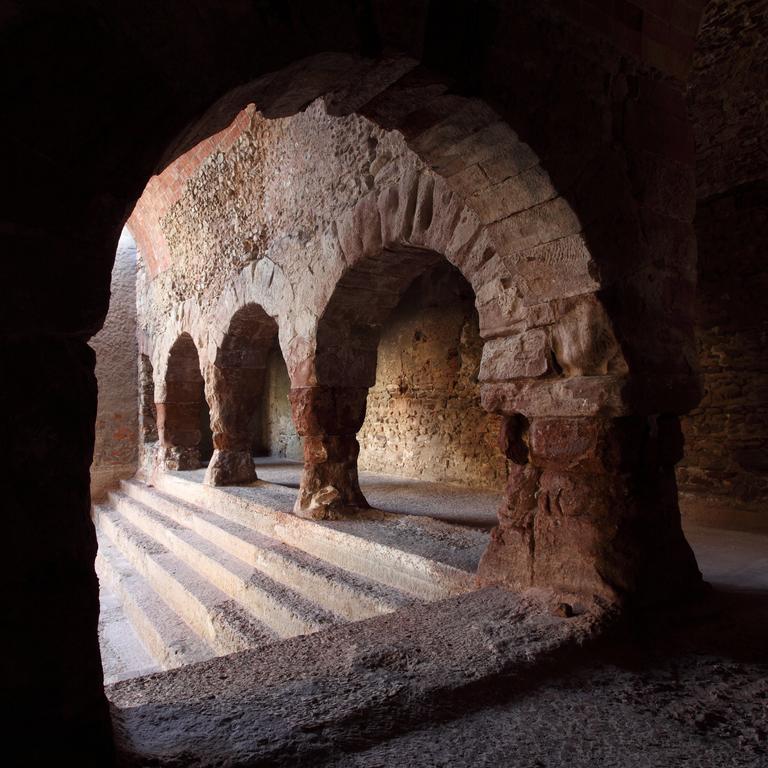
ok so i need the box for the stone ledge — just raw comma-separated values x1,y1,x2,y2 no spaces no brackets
109,587,603,766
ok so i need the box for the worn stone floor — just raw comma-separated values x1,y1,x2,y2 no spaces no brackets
251,458,768,593
326,591,768,768
99,589,161,684
99,460,768,685
109,585,767,767
101,461,767,766
253,457,502,528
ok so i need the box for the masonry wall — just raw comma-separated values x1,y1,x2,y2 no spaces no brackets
680,0,768,520
358,264,507,489
90,229,139,499
678,183,768,512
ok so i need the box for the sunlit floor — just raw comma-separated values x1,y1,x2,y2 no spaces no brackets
253,456,501,528
253,457,768,594
98,459,767,685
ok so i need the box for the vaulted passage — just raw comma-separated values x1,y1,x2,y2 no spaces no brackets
158,333,211,471
204,303,280,485
358,261,506,491
6,2,766,764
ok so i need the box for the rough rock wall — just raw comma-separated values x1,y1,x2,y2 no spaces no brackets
681,0,768,516
358,264,506,489
89,229,138,499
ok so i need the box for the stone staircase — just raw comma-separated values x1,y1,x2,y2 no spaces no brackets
95,473,487,681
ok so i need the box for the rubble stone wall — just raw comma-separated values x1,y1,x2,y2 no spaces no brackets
257,348,303,461
358,265,507,489
680,0,768,516
678,182,768,509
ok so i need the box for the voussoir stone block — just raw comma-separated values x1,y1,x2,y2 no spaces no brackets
479,330,549,382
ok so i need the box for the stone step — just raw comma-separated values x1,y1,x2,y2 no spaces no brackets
98,585,160,685
150,472,477,600
96,532,213,671
108,587,585,768
95,506,278,655
121,479,418,621
108,491,340,638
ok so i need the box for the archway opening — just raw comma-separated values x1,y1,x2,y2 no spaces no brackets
139,353,158,446
251,337,302,461
160,333,211,471
295,248,506,525
205,303,296,485
358,259,506,491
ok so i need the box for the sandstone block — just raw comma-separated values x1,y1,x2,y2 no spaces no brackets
479,330,549,382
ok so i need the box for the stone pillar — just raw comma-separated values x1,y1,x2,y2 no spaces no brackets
204,364,262,486
478,413,702,604
290,385,370,519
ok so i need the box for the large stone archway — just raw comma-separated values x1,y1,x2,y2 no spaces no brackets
2,2,717,762
295,163,701,603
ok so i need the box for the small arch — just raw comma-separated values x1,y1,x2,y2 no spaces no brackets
158,333,211,471
296,242,507,518
205,303,293,485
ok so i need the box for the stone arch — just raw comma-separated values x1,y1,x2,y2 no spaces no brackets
134,86,701,605
295,161,699,602
8,4,717,758
204,302,281,486
157,332,211,471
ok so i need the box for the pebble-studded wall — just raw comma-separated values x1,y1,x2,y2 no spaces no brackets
358,262,507,489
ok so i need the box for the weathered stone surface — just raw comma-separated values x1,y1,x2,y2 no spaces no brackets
107,588,599,767
550,294,627,377
479,330,549,382
204,448,256,486
290,386,370,518
90,230,139,500
358,263,507,489
480,376,630,419
479,415,703,603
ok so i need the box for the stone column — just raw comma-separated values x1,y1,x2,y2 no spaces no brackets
204,364,264,486
289,385,370,519
478,413,702,604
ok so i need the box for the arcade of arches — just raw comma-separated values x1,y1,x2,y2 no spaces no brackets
3,1,766,765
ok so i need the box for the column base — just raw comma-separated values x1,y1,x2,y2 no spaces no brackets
163,446,200,471
478,415,703,606
204,448,256,486
293,435,369,520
